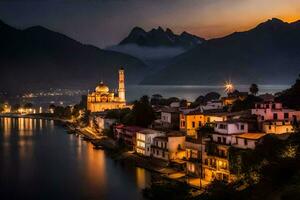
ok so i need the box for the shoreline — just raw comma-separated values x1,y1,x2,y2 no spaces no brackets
0,114,204,190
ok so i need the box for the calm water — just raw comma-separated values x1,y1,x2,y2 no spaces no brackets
23,84,290,106
126,84,290,102
0,117,151,200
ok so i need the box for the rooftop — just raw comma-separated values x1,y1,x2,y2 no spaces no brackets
236,133,266,140
138,129,166,135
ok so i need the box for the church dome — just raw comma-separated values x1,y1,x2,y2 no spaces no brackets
95,82,109,93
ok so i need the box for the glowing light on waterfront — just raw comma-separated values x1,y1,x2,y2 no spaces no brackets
224,81,234,93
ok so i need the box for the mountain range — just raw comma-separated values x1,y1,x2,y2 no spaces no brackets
119,26,205,48
1,18,299,94
141,18,300,85
0,20,148,93
108,27,205,73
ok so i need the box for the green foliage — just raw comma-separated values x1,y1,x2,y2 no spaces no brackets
53,106,72,119
79,110,90,126
105,108,131,123
203,132,300,200
277,75,300,109
204,92,221,102
72,104,84,118
198,125,214,136
191,92,221,108
150,94,180,106
249,84,259,95
231,95,263,112
130,95,155,127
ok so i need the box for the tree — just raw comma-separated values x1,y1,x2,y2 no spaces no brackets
249,84,259,95
131,96,155,127
277,75,300,109
204,92,221,102
231,95,263,112
150,94,163,105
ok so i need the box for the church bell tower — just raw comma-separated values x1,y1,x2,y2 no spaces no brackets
118,67,126,102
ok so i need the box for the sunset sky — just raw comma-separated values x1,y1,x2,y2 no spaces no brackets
0,0,300,48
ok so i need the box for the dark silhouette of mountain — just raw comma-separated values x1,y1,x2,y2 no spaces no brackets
141,18,300,85
0,20,148,93
119,26,205,49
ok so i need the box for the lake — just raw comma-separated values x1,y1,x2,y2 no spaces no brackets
24,84,290,107
0,117,151,200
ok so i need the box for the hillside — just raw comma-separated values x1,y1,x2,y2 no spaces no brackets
0,20,148,93
141,18,300,85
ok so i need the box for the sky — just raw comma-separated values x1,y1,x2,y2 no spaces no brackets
0,0,300,48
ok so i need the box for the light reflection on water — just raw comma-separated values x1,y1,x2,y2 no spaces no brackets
0,118,151,200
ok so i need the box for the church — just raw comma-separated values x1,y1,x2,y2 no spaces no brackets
87,68,126,112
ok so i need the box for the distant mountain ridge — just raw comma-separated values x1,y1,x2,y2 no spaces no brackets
141,18,300,85
119,26,205,49
0,20,148,93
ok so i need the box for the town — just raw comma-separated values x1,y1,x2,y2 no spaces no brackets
1,68,300,199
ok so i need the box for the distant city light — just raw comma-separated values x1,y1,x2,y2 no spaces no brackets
224,81,234,93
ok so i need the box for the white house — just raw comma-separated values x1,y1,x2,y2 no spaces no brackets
200,100,224,111
212,121,248,145
233,133,266,149
160,107,180,129
136,129,165,156
151,132,185,161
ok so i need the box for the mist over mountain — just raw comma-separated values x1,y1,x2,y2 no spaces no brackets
141,18,300,85
107,27,205,72
0,20,148,94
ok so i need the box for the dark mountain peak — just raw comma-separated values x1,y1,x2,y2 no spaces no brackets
142,18,300,85
0,20,148,93
119,26,204,48
166,28,174,35
180,31,189,36
157,26,164,32
255,18,288,31
130,26,146,34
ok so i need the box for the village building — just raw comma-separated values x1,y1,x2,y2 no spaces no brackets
89,113,116,133
159,107,180,130
151,132,185,161
252,102,300,121
233,133,266,149
179,110,228,137
184,136,203,176
262,120,295,134
114,125,144,149
201,120,266,183
136,129,165,156
199,100,224,111
251,101,300,130
87,68,126,112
